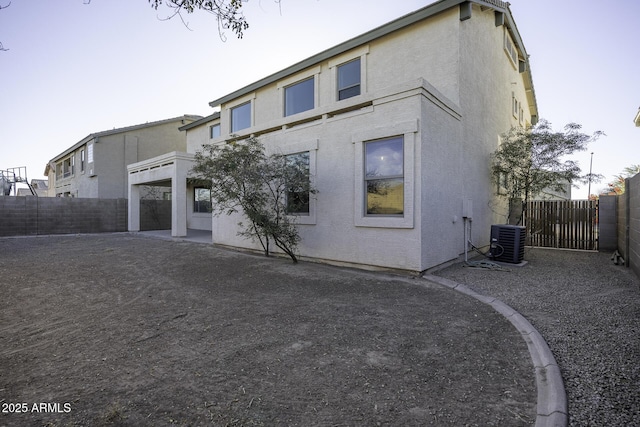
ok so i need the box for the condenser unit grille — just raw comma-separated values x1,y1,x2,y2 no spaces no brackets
490,225,525,263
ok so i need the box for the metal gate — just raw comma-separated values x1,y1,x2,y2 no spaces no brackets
525,200,598,250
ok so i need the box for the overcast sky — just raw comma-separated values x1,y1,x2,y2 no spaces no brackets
1,0,638,198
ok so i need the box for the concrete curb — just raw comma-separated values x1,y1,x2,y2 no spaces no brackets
423,274,568,427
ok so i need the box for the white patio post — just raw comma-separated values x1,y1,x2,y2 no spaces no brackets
128,183,141,232
171,158,188,237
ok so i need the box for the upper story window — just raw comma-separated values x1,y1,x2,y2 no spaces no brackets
231,101,251,132
337,58,361,100
56,156,74,180
284,77,315,116
365,136,404,216
80,149,85,172
210,123,221,139
504,30,518,67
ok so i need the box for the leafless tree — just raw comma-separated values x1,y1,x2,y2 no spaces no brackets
148,0,250,40
1,2,10,51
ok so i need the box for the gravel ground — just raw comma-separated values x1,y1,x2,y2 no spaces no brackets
434,248,640,427
0,234,536,426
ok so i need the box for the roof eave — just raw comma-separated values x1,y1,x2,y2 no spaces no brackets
208,0,537,122
503,3,539,122
208,0,466,107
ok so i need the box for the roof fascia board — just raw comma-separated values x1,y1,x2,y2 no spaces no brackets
209,0,465,107
502,5,539,119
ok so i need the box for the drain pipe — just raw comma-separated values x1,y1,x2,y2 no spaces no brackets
462,199,473,263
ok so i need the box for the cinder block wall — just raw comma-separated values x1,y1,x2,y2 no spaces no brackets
0,197,128,236
598,195,617,252
617,191,628,260
628,175,640,278
612,174,640,280
140,200,171,231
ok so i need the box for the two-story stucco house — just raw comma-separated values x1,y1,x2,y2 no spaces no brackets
128,0,537,272
45,115,201,198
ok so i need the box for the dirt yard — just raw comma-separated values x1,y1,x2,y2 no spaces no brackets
0,234,535,426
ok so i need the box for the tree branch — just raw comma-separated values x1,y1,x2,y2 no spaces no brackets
149,0,250,40
0,1,10,51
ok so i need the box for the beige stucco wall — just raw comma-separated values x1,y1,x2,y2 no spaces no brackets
189,3,535,271
456,4,534,251
186,117,219,156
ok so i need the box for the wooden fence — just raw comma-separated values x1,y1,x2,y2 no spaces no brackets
525,200,598,250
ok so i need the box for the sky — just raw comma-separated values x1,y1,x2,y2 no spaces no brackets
1,0,638,198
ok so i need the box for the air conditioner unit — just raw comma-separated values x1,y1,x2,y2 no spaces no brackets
489,224,525,264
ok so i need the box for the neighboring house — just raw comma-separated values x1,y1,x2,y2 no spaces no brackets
128,0,538,272
16,179,48,197
45,115,201,198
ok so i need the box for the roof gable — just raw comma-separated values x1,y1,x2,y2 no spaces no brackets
208,0,533,113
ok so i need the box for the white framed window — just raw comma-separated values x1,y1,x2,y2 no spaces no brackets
231,101,252,133
80,149,85,173
278,139,318,225
285,152,311,215
329,46,369,103
278,66,320,119
512,92,519,119
337,58,361,100
87,143,94,163
353,120,416,229
210,123,221,139
519,106,524,125
194,187,212,213
365,137,403,216
504,29,518,67
284,77,315,116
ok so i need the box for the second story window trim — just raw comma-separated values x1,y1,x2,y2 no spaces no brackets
504,28,518,68
329,45,369,102
284,77,315,117
227,92,256,134
337,58,361,101
210,123,221,139
231,101,252,133
277,66,321,119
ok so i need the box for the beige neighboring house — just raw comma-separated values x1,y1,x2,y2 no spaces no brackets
128,0,538,272
45,115,201,198
16,179,48,197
